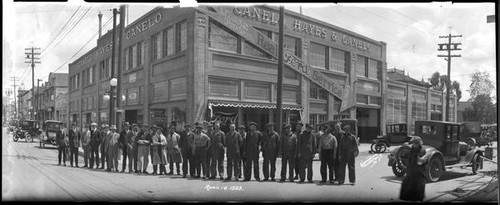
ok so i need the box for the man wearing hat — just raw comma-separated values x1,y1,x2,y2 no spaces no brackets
209,122,226,180
99,124,109,169
81,124,92,168
293,122,304,180
89,122,101,169
107,125,120,172
119,122,130,172
68,123,81,167
225,124,243,181
332,121,344,183
166,124,181,175
136,123,152,174
101,124,112,171
297,123,316,183
243,122,262,181
192,122,211,179
317,123,337,183
338,124,359,185
237,125,247,179
262,122,280,181
124,123,138,173
178,124,193,178
280,124,297,182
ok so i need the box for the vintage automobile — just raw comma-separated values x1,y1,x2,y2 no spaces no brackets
39,120,63,147
370,123,411,153
13,120,40,143
7,119,18,134
388,120,484,182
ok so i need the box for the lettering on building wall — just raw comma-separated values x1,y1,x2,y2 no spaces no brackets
293,20,327,39
233,7,278,25
77,40,113,67
126,12,162,40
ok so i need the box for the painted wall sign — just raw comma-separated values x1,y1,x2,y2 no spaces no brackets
125,12,162,40
233,7,278,25
201,7,344,100
77,40,113,67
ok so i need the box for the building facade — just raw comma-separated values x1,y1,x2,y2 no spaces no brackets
17,90,31,120
68,6,457,142
36,73,68,124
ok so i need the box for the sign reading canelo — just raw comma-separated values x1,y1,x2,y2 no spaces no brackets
200,7,348,104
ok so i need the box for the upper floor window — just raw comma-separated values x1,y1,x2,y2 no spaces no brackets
309,42,326,69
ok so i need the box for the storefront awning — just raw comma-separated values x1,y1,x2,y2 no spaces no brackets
208,100,303,111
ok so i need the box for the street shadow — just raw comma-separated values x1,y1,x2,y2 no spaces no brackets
2,154,40,160
381,175,404,184
434,171,470,183
35,146,57,150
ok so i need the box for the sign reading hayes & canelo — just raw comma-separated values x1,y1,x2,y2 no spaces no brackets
199,7,351,109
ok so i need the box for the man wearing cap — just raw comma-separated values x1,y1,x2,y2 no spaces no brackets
293,122,304,180
297,123,316,183
225,124,243,181
99,124,108,169
209,122,226,180
101,124,111,171
280,124,297,182
243,122,263,181
119,122,130,172
89,122,101,169
192,122,211,179
262,122,280,181
136,124,152,174
317,124,337,183
107,125,120,172
81,124,92,168
237,125,247,179
179,124,193,178
166,124,181,175
338,124,359,185
331,121,344,183
124,123,138,173
56,123,68,166
68,123,81,167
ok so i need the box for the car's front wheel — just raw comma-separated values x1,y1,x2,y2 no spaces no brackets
427,156,443,182
392,161,406,177
371,141,387,153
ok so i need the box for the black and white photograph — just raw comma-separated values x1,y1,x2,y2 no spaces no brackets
2,0,498,202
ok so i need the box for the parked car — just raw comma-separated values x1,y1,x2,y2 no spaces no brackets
13,120,39,142
7,119,18,134
370,123,411,153
39,120,63,147
387,120,484,182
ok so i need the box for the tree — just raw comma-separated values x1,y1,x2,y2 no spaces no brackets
467,69,495,101
452,81,462,102
464,94,497,123
427,72,462,102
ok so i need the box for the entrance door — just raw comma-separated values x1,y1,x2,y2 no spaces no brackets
357,108,380,143
125,110,138,124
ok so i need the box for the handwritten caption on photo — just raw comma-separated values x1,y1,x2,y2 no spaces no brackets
360,154,383,168
204,185,243,192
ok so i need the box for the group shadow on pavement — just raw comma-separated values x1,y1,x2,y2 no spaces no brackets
425,172,498,202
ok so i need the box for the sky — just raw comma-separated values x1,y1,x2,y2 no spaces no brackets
2,1,497,103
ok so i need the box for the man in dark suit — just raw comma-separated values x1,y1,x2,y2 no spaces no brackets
68,123,81,167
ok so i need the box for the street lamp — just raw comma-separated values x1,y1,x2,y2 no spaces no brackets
108,77,118,126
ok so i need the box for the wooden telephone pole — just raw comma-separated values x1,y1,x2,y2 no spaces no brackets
25,47,41,120
437,32,461,122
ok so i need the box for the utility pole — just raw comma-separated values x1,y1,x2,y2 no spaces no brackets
10,77,19,120
276,6,284,137
25,47,41,120
437,32,462,122
109,8,119,127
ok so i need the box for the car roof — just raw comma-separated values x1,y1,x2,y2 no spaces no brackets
45,120,63,123
415,120,462,126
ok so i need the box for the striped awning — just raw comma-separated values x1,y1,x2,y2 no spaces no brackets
208,100,303,111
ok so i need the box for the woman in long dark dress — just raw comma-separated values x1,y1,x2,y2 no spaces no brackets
399,136,427,201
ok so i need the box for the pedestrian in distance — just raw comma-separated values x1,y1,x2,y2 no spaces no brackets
209,122,226,180
136,124,152,174
237,125,247,179
99,124,108,169
119,122,130,173
151,127,167,175
192,122,210,179
68,123,81,167
179,124,193,178
317,125,337,184
225,124,243,181
82,124,92,168
166,124,182,175
338,124,359,185
399,136,427,201
331,122,344,183
297,123,316,183
280,124,297,182
243,122,262,181
89,122,101,169
107,125,120,172
56,123,68,166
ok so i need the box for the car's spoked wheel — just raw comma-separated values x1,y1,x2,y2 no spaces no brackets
427,157,443,182
392,160,406,177
375,142,387,153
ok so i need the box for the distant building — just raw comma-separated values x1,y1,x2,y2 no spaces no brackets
36,73,68,123
17,89,31,120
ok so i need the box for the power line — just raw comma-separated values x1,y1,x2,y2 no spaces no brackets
39,16,113,80
41,5,82,54
41,6,93,59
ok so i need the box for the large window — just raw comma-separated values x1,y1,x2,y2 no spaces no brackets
152,81,168,100
284,36,300,57
243,40,271,59
125,42,143,70
309,42,326,69
309,114,327,127
152,32,161,60
170,77,187,99
411,101,427,133
209,78,239,98
329,47,347,73
386,98,407,124
209,20,238,53
176,21,187,52
245,82,270,101
368,59,380,80
356,55,368,77
310,84,327,100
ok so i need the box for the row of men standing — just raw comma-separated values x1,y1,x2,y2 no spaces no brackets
55,120,358,185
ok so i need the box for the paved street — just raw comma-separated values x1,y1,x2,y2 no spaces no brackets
2,127,497,202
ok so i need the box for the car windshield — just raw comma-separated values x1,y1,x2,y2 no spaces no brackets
46,123,61,130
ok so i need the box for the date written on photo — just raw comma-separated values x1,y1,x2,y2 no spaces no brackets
204,185,244,192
